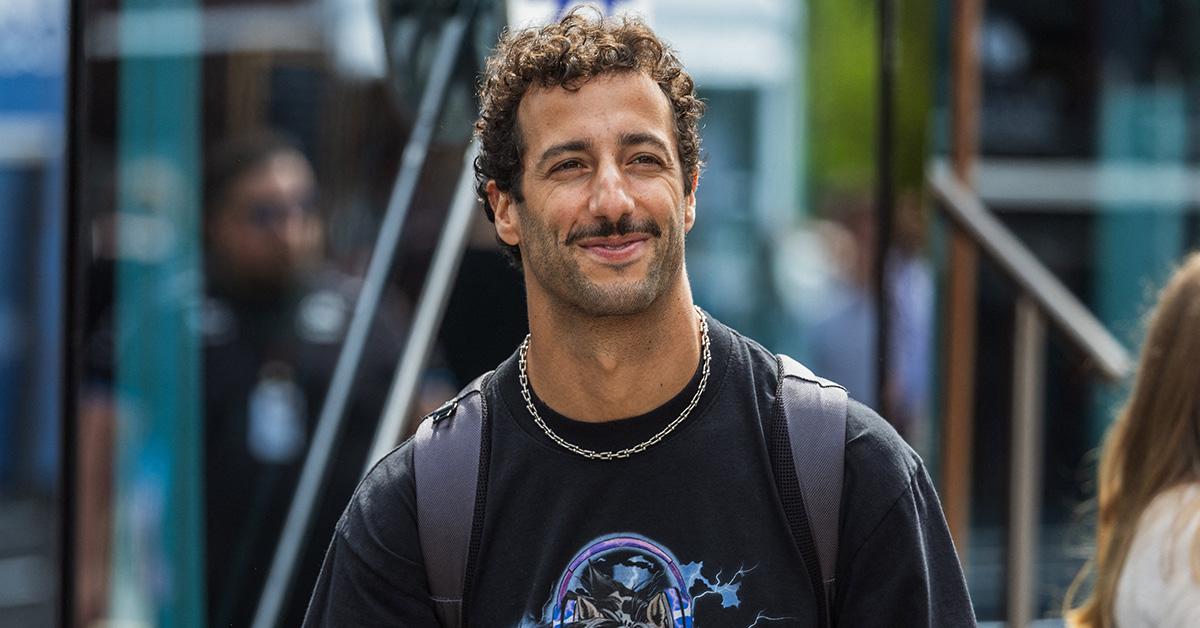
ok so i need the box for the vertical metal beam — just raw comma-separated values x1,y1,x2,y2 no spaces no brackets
874,0,896,420
940,0,983,558
249,14,471,628
64,0,87,623
1008,296,1045,628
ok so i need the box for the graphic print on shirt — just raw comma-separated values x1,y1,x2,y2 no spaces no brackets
520,533,787,628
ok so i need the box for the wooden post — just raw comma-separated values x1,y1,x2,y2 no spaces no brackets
941,0,982,561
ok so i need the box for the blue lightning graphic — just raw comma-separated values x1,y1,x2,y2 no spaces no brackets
681,562,758,609
746,611,796,627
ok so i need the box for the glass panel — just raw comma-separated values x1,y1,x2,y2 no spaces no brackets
74,1,497,625
0,0,69,626
65,1,1200,624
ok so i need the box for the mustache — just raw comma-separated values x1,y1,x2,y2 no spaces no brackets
564,215,663,246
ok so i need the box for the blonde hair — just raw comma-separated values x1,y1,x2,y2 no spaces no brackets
1065,251,1200,627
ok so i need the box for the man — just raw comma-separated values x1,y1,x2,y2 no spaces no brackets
201,132,408,627
304,11,975,627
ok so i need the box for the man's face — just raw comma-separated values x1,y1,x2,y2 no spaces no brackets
208,150,322,287
488,71,697,317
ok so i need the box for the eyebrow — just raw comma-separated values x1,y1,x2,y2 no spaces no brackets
619,132,672,157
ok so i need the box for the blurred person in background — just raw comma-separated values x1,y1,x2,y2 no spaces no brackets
808,190,933,443
200,131,408,627
1065,251,1200,627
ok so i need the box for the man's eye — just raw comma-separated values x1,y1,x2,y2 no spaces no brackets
551,159,582,172
631,154,664,166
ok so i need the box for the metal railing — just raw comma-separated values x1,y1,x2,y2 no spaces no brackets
365,140,480,471
927,161,1134,628
249,3,479,625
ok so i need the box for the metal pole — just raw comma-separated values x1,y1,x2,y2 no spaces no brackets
1008,295,1045,628
249,15,471,628
874,0,896,420
941,0,983,559
64,0,86,622
364,141,480,473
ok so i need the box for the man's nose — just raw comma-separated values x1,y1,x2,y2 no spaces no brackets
587,161,635,221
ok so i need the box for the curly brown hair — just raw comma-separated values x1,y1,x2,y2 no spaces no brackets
474,8,705,266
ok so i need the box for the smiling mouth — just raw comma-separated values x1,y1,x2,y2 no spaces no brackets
577,236,649,263
584,238,644,250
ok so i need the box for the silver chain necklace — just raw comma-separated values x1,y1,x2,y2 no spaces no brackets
518,307,711,460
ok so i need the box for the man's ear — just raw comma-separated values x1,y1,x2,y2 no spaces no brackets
487,180,520,246
683,170,699,232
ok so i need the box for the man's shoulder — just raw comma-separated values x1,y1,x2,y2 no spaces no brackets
840,397,926,529
337,437,418,542
358,437,418,490
760,345,922,512
721,320,916,480
844,398,921,480
346,371,495,522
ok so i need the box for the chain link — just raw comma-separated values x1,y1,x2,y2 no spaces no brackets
518,306,711,460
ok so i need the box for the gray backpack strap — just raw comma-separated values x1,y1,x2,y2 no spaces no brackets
413,371,491,628
778,354,848,627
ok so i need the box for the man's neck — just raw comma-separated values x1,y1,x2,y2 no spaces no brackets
523,286,702,423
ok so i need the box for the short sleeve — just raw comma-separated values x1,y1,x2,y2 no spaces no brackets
834,401,976,627
301,442,440,626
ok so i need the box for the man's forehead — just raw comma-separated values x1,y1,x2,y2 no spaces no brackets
521,71,668,106
515,71,675,150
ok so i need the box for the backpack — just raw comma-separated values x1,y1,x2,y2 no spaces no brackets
412,354,848,628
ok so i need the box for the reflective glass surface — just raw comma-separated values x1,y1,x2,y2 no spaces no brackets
51,0,1200,625
0,0,68,626
74,1,499,625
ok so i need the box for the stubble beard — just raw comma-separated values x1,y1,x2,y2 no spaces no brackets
519,208,686,317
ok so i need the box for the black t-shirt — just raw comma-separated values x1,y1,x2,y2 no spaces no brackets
304,316,976,627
